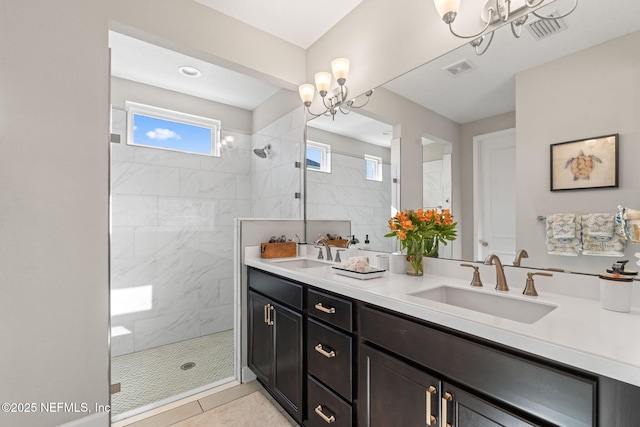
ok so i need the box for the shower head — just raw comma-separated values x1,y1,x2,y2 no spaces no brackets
253,144,271,159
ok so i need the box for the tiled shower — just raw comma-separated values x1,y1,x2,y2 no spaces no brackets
109,104,304,416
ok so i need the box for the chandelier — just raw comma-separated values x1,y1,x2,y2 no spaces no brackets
433,0,578,55
298,58,373,120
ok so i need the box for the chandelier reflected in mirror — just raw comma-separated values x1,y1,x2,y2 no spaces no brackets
433,0,578,55
299,58,373,120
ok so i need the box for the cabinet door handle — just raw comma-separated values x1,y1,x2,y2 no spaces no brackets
314,343,336,358
314,405,336,423
441,392,452,427
426,385,437,426
267,305,274,326
263,304,269,324
315,302,336,314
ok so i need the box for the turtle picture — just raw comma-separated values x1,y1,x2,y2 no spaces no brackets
564,150,602,180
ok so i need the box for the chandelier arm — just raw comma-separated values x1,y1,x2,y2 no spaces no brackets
349,94,372,109
510,19,523,38
448,7,494,39
304,105,329,118
472,31,494,56
338,104,351,114
501,0,512,22
531,0,578,20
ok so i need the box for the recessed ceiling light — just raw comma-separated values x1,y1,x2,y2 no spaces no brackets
178,65,202,78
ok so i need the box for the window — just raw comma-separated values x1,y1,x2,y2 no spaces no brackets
306,141,331,173
365,154,383,181
126,101,221,156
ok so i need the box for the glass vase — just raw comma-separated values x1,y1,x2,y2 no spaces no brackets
424,237,439,258
406,239,424,276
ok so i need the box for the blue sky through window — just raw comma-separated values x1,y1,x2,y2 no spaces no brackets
133,114,213,155
306,147,322,169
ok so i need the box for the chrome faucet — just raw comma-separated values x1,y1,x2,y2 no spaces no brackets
513,249,529,267
484,254,509,291
314,237,333,262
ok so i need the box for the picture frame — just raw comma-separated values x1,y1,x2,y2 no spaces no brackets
550,134,619,191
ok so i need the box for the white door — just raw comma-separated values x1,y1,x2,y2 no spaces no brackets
474,129,516,262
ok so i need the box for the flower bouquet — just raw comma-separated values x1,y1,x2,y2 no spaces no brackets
385,208,457,275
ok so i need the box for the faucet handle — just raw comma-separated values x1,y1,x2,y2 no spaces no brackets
523,272,553,296
314,245,324,260
460,263,483,287
335,249,345,263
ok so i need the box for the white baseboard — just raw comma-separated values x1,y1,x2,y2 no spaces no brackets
241,365,257,383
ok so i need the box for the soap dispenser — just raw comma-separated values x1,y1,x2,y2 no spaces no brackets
346,235,359,259
363,234,371,250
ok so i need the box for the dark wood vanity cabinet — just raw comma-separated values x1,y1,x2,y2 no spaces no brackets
248,269,304,423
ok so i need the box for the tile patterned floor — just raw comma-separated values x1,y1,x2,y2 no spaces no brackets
118,382,297,427
112,330,234,416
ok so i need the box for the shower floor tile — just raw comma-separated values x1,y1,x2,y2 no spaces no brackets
111,330,234,417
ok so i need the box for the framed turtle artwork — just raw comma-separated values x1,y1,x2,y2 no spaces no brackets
550,134,619,191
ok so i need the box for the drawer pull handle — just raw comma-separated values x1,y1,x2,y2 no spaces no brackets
263,304,268,324
314,405,336,423
426,385,437,426
315,302,336,314
315,343,336,358
441,392,452,427
267,305,274,326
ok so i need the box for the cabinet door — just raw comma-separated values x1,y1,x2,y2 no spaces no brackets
248,290,272,384
360,345,440,427
442,382,537,427
272,301,303,422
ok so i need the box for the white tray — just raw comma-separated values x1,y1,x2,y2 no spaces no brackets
331,265,385,280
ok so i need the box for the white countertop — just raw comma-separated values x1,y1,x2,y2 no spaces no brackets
245,249,640,388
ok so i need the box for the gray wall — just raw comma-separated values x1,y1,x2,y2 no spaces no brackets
516,30,640,273
0,2,110,426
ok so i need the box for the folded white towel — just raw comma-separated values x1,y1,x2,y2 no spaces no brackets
586,213,614,239
582,213,626,256
546,214,581,256
552,213,576,239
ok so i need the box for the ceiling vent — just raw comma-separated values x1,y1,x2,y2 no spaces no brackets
442,59,476,78
526,11,568,40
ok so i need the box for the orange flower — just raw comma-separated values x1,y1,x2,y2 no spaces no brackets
396,230,407,240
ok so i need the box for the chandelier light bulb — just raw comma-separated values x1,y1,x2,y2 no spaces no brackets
331,58,350,85
298,83,315,105
314,71,332,96
433,0,460,21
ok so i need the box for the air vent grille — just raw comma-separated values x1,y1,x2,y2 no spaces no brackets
526,11,568,40
442,59,476,77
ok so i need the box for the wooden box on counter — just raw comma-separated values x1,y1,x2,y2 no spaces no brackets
260,242,297,258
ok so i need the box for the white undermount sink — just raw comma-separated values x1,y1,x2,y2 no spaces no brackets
408,286,557,324
271,259,330,269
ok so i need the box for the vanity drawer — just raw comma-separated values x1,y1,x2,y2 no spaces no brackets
307,375,352,427
248,267,303,310
307,318,353,402
308,288,353,332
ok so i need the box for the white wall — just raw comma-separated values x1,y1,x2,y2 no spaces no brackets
0,2,110,426
516,31,640,273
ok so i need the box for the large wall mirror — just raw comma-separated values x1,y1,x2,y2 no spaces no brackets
304,0,640,275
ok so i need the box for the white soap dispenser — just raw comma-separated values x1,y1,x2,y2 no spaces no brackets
362,234,371,250
346,235,359,259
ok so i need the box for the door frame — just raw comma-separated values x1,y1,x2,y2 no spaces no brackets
472,128,516,262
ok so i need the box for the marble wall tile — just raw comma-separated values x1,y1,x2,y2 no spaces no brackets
111,194,158,227
218,201,251,226
110,226,134,259
133,226,200,258
200,304,234,336
134,146,201,170
180,169,237,200
110,322,134,357
111,162,180,196
158,197,218,227
111,141,135,163
134,311,201,351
